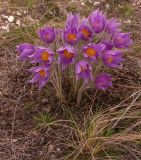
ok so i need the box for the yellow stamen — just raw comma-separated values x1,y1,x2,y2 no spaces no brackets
86,48,96,57
107,56,113,63
39,69,46,77
67,33,77,41
81,28,90,38
41,51,49,61
63,49,73,58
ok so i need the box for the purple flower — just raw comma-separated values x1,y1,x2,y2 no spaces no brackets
58,45,76,69
16,43,35,61
66,13,80,29
113,33,132,48
102,50,123,68
89,10,106,33
37,27,56,44
29,66,50,90
76,60,93,83
95,73,112,90
79,18,93,41
30,46,54,66
64,28,79,45
83,43,106,61
63,13,80,44
103,41,114,50
106,18,121,34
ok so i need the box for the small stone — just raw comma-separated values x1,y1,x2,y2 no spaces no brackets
88,0,93,3
23,10,27,14
1,25,10,32
8,16,15,23
81,2,85,6
124,20,131,24
13,139,17,142
16,20,21,26
1,14,8,20
106,4,110,9
93,1,100,6
42,98,49,104
16,11,22,16
48,144,54,152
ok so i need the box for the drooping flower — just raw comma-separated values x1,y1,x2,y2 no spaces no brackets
16,43,35,61
79,18,93,41
30,46,54,66
37,27,56,44
58,45,76,69
76,60,93,83
29,66,50,90
106,18,121,34
63,13,80,44
102,50,123,68
89,10,106,33
113,33,132,48
83,43,106,61
95,73,112,90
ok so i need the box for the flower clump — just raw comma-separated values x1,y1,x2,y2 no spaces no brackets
16,10,132,92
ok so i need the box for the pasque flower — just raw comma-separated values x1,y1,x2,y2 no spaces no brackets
106,18,121,34
76,60,93,83
95,73,112,90
16,43,35,61
103,41,113,50
102,50,123,68
79,18,93,41
29,66,50,90
30,46,54,66
89,10,106,33
63,13,80,44
83,43,106,61
113,33,132,48
37,27,56,44
58,45,76,69
17,10,132,91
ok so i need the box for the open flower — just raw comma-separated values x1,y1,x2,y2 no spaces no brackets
89,10,106,33
16,43,35,61
58,45,76,69
83,43,106,61
79,18,93,41
37,27,56,44
95,73,112,90
76,60,93,83
113,33,132,48
29,66,50,90
63,13,80,44
102,50,123,68
30,46,54,66
106,18,121,34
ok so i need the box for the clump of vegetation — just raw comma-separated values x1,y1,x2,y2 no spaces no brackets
16,9,132,104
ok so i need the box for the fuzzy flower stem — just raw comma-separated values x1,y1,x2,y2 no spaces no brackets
51,63,65,102
76,82,84,106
